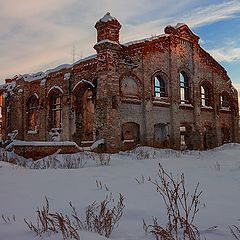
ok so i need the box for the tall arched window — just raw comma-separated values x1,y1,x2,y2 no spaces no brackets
201,85,210,106
27,95,38,131
154,75,166,97
180,71,189,103
50,93,62,129
220,92,230,108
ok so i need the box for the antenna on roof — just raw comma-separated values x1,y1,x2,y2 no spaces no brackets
72,43,75,64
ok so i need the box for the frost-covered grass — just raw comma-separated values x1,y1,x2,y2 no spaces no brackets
0,144,240,240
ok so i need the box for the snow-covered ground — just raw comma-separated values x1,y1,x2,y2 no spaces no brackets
0,144,240,240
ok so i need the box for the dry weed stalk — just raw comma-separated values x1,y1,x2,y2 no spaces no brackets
25,194,124,239
96,180,110,191
96,153,111,166
135,175,145,184
70,194,125,238
230,225,240,240
1,214,16,223
145,163,202,240
24,197,80,239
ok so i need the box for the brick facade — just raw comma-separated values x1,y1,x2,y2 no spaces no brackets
0,13,239,153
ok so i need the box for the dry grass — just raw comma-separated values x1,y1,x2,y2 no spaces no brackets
24,194,125,239
24,197,80,239
144,163,202,240
230,225,240,240
70,194,125,238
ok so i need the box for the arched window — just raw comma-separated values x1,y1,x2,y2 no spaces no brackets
180,71,189,103
201,85,210,106
50,93,62,129
220,92,230,108
154,75,166,97
27,95,38,131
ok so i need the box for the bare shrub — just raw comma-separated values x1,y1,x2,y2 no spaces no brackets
230,225,240,240
25,194,124,239
136,149,150,160
145,163,202,240
24,197,80,240
70,194,125,238
0,150,28,167
95,153,111,166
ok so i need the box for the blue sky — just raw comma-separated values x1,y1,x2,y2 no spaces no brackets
0,0,239,90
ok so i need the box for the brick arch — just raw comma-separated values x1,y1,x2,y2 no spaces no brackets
72,80,95,145
47,86,63,98
119,73,142,99
152,70,169,97
72,79,95,96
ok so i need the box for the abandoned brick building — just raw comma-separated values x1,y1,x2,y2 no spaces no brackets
0,12,239,154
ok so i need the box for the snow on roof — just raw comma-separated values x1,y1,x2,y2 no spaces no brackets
73,54,97,65
22,72,46,82
123,33,168,47
45,64,71,75
95,39,118,46
12,55,97,83
99,12,116,23
6,140,80,149
174,23,186,28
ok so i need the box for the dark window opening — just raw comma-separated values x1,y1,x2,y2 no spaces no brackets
50,94,62,129
27,95,38,131
221,94,230,108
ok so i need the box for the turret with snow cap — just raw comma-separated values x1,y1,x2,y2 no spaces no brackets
95,12,121,44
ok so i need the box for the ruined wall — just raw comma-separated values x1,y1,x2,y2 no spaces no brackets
2,15,238,153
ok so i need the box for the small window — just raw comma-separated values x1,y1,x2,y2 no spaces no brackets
154,123,167,142
180,72,189,103
27,95,38,131
154,75,166,97
50,94,62,128
221,94,230,108
201,86,210,106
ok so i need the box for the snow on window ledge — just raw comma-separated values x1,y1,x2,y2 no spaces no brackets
220,107,231,111
179,103,193,108
201,106,213,110
27,130,38,135
123,139,135,143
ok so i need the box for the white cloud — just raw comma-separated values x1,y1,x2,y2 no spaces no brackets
208,47,240,62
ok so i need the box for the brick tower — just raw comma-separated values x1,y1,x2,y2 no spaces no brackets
94,13,122,152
